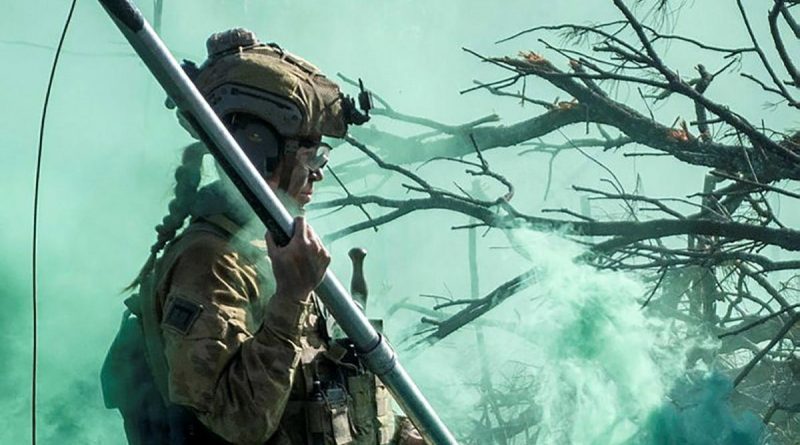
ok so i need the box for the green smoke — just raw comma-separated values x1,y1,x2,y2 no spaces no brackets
0,261,32,444
395,230,765,444
633,372,764,445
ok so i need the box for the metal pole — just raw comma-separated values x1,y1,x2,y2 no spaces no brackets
97,1,458,444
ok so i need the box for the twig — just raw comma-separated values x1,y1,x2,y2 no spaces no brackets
641,267,668,308
719,304,800,338
733,312,800,387
736,0,798,106
709,171,800,200
325,165,378,232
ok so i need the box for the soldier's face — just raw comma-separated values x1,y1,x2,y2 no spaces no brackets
287,146,325,206
268,142,328,207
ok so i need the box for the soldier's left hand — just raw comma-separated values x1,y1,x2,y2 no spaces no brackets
266,216,330,301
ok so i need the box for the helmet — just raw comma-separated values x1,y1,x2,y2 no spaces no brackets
172,29,370,175
176,28,369,141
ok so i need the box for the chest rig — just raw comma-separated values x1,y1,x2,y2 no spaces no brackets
274,301,395,445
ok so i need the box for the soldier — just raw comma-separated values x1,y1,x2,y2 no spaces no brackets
101,28,423,445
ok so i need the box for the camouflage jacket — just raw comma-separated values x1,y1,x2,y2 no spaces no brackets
142,211,394,445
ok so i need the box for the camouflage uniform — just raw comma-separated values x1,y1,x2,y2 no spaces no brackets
138,197,395,445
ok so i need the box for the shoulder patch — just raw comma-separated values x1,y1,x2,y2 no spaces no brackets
163,296,203,335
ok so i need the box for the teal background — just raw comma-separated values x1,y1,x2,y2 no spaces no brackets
1,1,795,443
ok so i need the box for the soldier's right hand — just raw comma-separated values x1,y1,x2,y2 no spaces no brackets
266,216,331,302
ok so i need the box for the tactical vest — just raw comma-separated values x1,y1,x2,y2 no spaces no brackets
101,217,395,445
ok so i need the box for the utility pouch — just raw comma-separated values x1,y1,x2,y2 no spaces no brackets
374,379,395,444
348,374,395,445
306,387,354,445
331,403,354,445
347,375,375,438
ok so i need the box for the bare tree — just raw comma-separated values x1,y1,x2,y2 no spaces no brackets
314,1,800,442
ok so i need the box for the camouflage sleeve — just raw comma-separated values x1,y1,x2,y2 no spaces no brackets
160,234,309,445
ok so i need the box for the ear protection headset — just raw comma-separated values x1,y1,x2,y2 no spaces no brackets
225,112,284,176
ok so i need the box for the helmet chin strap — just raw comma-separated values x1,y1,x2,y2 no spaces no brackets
277,151,298,192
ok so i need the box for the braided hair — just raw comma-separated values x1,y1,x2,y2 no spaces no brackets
125,142,206,291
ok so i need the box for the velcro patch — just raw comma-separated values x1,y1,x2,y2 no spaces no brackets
163,296,203,335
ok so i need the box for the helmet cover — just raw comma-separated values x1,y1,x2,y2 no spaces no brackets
193,28,349,139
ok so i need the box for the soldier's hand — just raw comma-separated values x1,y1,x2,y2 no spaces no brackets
266,216,330,302
400,428,425,445
396,416,426,445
